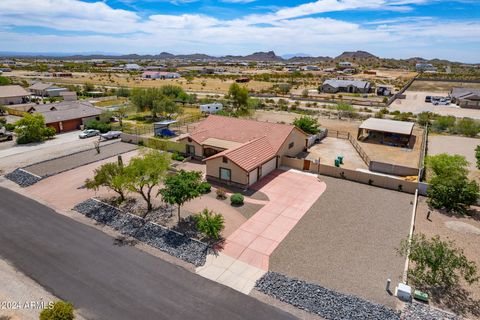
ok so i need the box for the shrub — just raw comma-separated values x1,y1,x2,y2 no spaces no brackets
195,208,224,240
40,301,74,320
216,188,227,199
230,193,244,206
198,182,211,194
85,120,111,133
171,152,185,161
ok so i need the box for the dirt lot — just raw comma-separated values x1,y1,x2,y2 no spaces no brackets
24,142,137,177
428,134,480,181
390,90,480,119
414,197,480,319
409,80,480,92
302,137,368,170
254,110,422,169
270,175,414,309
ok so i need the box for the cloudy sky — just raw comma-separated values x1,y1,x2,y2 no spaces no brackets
0,0,479,62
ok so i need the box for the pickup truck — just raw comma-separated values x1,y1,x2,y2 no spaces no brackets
100,131,122,140
0,130,13,142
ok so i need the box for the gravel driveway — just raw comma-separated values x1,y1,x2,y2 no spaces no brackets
269,175,414,309
23,142,137,177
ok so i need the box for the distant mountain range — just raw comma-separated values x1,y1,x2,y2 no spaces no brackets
0,50,471,64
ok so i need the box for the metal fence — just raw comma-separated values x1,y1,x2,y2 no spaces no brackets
348,134,371,166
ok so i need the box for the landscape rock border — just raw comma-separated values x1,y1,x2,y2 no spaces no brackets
401,301,462,320
4,169,42,187
73,198,208,266
255,271,401,320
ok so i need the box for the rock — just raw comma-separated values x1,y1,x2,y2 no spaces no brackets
402,301,461,320
255,272,400,320
5,169,42,187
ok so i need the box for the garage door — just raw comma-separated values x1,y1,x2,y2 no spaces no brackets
249,169,258,186
261,157,277,177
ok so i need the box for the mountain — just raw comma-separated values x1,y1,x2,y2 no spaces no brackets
288,56,332,63
242,51,283,61
335,50,377,60
282,53,311,59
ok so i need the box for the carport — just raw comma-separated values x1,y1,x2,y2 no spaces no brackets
357,118,414,148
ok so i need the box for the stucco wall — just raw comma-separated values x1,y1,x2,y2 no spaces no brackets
278,128,307,157
206,156,248,185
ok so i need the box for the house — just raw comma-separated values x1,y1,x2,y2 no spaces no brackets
179,115,308,188
321,79,371,94
415,63,437,72
141,71,181,79
29,82,68,97
449,87,480,109
303,65,319,71
9,101,102,133
200,103,223,114
0,85,30,105
60,91,77,101
124,63,142,71
338,61,353,68
357,118,414,148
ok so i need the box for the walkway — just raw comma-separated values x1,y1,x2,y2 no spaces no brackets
196,169,326,293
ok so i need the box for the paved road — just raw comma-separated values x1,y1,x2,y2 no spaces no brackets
0,187,295,320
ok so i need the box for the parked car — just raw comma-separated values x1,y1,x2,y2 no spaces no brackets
79,129,100,139
0,130,13,142
433,99,450,105
425,96,432,103
100,131,122,140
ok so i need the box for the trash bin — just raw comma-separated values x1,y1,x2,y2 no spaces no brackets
334,159,340,167
337,156,344,164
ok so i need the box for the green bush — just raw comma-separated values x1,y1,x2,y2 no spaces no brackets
85,120,111,133
230,193,244,206
198,182,211,194
5,123,15,131
40,301,74,320
195,208,224,240
171,152,185,161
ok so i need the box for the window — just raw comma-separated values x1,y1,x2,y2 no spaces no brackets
186,145,195,155
219,168,231,181
288,142,294,149
222,156,228,163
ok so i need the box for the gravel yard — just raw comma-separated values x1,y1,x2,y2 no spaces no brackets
23,142,137,177
270,175,414,309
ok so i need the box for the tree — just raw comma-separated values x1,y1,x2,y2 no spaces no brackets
125,150,170,213
476,145,480,170
195,208,224,240
113,105,128,127
301,89,309,98
336,103,357,119
153,97,179,119
14,113,56,144
277,83,292,95
227,83,249,115
83,82,95,95
293,115,320,134
454,118,480,137
159,170,202,222
426,154,479,212
0,76,12,86
432,115,455,132
398,234,478,289
40,301,74,320
85,162,129,202
417,111,435,126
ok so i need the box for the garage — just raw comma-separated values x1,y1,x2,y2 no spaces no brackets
249,169,258,186
260,157,277,178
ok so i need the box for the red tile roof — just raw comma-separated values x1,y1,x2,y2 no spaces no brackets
188,115,306,171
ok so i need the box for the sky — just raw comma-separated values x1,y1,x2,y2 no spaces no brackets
0,0,479,62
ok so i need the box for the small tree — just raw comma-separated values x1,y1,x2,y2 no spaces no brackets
398,234,478,289
426,153,469,178
40,301,74,320
336,103,357,119
85,162,129,202
159,170,202,222
114,105,128,127
14,113,55,144
195,208,224,240
125,150,170,213
227,83,249,115
293,115,320,134
476,145,480,170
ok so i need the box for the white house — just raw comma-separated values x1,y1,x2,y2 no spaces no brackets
141,71,181,79
200,102,223,114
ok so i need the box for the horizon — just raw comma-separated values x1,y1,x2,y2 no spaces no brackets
0,0,480,63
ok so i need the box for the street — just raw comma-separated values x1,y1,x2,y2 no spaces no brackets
0,187,295,320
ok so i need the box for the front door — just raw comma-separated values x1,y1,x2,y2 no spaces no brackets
303,159,310,171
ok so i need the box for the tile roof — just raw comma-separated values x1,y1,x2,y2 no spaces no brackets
206,137,276,172
189,115,306,171
0,85,30,98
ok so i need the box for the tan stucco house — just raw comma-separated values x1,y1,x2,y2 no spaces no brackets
179,115,308,188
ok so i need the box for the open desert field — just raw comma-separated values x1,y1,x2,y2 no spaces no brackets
409,80,480,92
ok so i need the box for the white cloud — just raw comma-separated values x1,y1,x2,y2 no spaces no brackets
0,0,478,62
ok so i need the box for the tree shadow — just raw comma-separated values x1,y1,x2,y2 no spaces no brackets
434,206,480,222
113,236,138,247
430,285,480,317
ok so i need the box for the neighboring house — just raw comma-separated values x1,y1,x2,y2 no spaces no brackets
29,82,68,97
415,63,437,72
449,87,480,109
124,64,142,71
60,91,77,101
141,71,181,79
0,85,30,105
200,103,223,114
8,101,102,133
303,65,319,71
179,115,308,188
321,79,371,94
